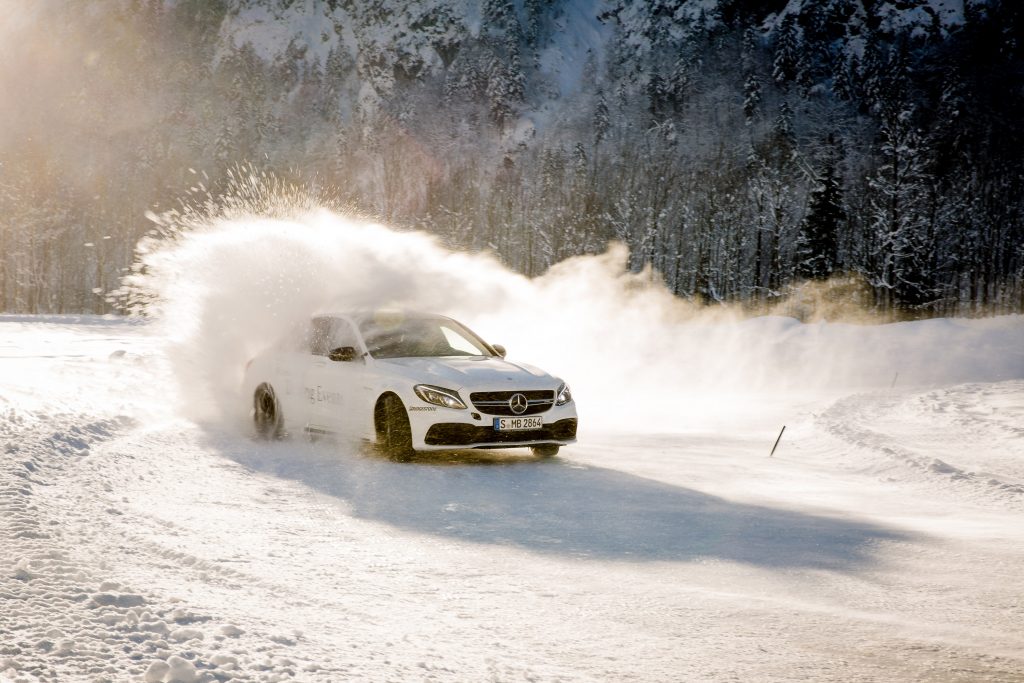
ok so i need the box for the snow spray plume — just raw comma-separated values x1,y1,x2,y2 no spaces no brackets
121,173,1024,434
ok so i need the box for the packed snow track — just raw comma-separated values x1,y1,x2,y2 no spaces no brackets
2,316,1023,682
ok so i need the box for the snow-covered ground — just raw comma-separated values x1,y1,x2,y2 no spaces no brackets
2,314,1023,682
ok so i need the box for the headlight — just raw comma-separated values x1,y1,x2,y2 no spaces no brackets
556,383,572,406
414,384,467,410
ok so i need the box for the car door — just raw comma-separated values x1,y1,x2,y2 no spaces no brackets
303,316,364,437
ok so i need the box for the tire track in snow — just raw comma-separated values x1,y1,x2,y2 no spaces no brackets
818,383,1024,511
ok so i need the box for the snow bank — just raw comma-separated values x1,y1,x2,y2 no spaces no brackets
123,206,1024,432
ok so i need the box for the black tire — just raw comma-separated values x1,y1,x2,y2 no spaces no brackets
377,394,414,461
253,383,283,439
531,444,560,458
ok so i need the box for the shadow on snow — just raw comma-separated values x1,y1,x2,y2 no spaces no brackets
211,434,909,570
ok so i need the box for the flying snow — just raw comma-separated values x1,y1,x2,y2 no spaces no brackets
121,198,1024,433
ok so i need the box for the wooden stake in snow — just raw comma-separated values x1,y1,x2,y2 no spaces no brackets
890,371,899,389
770,425,786,457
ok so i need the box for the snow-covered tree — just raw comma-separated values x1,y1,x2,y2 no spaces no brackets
796,146,845,279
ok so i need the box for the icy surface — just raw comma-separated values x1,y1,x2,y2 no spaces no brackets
1,314,1023,681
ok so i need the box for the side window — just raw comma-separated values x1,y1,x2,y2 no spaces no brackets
309,318,332,356
329,320,358,350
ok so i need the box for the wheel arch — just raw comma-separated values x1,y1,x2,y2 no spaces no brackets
253,381,277,411
253,381,284,439
373,391,403,439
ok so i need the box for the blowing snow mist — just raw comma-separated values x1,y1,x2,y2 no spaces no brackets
122,200,1024,435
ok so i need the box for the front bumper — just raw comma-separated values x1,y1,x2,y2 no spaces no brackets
406,401,578,451
424,418,578,448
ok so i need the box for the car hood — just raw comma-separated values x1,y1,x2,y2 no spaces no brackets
375,356,559,391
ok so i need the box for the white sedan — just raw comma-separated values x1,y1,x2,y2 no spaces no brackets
243,311,578,459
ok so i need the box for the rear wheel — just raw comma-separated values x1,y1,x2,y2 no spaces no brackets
531,444,560,458
253,383,283,439
377,394,414,461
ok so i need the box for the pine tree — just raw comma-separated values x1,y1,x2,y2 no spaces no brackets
593,90,610,145
480,0,524,128
795,146,844,279
523,0,542,48
869,106,935,308
744,73,762,123
772,15,802,85
742,27,762,123
648,73,667,117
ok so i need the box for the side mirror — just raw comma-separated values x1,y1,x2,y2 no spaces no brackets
492,344,507,358
328,346,358,362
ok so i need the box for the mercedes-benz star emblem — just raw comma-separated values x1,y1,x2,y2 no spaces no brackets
509,393,528,415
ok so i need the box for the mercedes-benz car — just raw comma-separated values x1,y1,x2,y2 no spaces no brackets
243,311,577,459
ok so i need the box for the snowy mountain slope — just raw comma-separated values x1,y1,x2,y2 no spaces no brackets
215,0,965,116
2,315,1024,682
218,0,612,102
767,0,968,33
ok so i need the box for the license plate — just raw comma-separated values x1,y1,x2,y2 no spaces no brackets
494,416,543,431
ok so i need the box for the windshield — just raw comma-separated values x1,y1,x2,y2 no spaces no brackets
357,314,495,359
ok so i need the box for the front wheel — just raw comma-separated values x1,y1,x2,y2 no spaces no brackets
253,383,283,439
531,444,560,458
377,394,414,461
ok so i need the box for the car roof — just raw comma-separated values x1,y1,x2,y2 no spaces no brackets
313,310,450,325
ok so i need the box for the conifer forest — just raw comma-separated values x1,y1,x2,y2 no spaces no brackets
1,0,1022,316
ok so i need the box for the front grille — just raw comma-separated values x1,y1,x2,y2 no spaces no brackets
425,419,578,447
470,390,555,416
